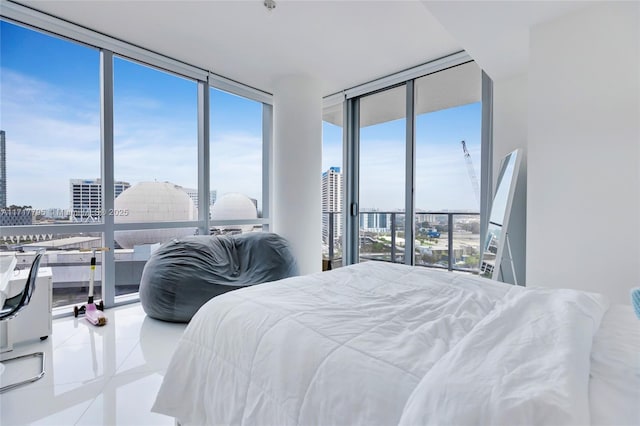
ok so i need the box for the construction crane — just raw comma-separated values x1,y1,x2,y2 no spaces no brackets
461,140,480,206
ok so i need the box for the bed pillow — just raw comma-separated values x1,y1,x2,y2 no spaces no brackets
399,287,608,426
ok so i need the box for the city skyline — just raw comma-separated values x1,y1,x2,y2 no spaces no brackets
319,165,480,214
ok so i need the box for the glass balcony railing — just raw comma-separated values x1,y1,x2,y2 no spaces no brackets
322,211,481,273
1,223,266,310
321,212,343,270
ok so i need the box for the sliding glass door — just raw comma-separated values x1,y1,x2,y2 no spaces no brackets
348,61,484,271
358,85,407,263
414,62,482,271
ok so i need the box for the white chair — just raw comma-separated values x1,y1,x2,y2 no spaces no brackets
0,253,45,393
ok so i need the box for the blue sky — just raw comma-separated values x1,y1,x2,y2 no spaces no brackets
1,20,263,210
323,102,481,212
2,20,480,213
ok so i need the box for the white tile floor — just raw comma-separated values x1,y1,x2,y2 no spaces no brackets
0,303,186,425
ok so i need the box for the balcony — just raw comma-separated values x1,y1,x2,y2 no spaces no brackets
322,211,481,273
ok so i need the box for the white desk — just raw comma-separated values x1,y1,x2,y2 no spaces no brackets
0,267,53,353
0,254,18,307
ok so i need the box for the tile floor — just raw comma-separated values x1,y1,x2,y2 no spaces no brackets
0,303,186,425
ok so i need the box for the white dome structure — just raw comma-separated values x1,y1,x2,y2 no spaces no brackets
114,181,197,249
210,193,257,233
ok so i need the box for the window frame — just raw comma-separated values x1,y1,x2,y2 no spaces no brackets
0,5,273,315
339,57,493,268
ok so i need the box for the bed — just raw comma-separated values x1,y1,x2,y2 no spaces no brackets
152,262,639,425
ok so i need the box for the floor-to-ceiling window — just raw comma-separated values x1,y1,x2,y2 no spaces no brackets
0,20,104,307
322,101,344,268
343,59,485,271
414,62,482,271
209,87,264,234
358,85,407,263
112,56,199,298
0,10,273,312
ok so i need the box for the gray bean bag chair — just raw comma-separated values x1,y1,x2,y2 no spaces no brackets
139,233,298,322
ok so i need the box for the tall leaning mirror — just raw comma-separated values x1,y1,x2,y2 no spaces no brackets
481,149,522,284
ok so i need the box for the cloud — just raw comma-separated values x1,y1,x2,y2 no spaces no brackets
322,139,342,172
210,131,263,207
2,66,480,214
1,69,101,208
1,68,265,209
359,138,406,210
322,131,481,212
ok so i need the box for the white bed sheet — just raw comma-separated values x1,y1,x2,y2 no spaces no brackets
589,304,640,426
153,262,611,425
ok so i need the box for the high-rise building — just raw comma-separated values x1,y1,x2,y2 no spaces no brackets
0,130,6,209
359,208,390,232
70,179,130,222
180,187,217,209
322,166,343,243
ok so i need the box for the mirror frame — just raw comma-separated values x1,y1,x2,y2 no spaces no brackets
481,148,522,284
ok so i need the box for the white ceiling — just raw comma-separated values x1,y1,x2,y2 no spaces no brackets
422,0,595,81
17,0,594,96
19,0,461,96
325,60,482,127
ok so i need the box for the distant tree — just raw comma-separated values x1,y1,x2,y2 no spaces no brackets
421,253,436,264
461,222,480,234
463,255,480,268
6,204,32,210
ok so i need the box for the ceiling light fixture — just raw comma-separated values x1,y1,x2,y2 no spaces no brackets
264,0,276,12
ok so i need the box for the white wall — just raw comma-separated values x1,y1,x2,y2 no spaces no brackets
493,73,528,180
526,2,640,304
492,73,528,285
272,76,323,275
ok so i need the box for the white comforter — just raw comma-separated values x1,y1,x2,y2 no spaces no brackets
153,262,609,425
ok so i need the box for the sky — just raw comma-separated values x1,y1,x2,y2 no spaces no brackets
323,102,482,212
1,20,264,211
1,20,481,214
